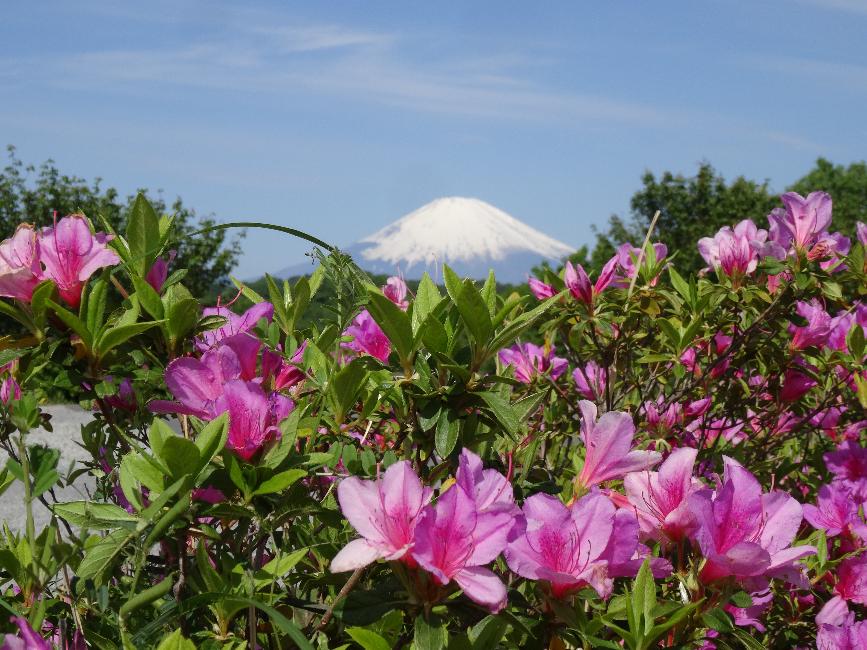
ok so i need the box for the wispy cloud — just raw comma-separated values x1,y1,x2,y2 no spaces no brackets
4,9,680,129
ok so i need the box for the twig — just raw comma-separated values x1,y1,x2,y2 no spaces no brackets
317,566,365,631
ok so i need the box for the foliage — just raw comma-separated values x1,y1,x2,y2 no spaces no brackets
0,191,865,649
0,145,242,298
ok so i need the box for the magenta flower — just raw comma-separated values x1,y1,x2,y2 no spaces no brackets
825,442,867,502
331,461,432,572
499,343,567,384
342,310,391,363
218,379,293,461
642,397,683,435
456,448,518,517
572,361,607,401
412,483,514,612
0,377,20,405
1,616,50,650
817,620,867,650
615,242,667,285
504,491,665,599
199,302,274,349
382,276,409,310
857,222,867,247
697,219,767,278
528,277,555,300
778,191,833,250
38,215,120,308
623,447,703,544
780,360,819,402
262,341,308,391
146,252,175,293
564,256,618,305
789,299,832,350
0,225,41,302
689,457,815,586
803,484,867,541
575,401,661,490
816,555,867,633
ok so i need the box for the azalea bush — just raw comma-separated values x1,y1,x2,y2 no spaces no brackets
0,190,865,649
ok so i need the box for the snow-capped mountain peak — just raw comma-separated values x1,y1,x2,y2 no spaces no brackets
276,197,575,283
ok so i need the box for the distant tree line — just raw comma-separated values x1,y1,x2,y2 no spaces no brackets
0,145,243,297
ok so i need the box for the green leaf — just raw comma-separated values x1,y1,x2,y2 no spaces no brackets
131,275,165,320
253,469,306,496
848,322,866,359
154,629,196,650
46,299,92,349
328,360,368,424
480,270,497,315
95,320,162,357
346,628,391,650
366,289,413,364
159,436,201,481
127,193,162,274
469,615,510,648
52,502,139,530
633,558,656,635
414,616,447,650
77,529,136,584
193,413,228,473
701,607,734,633
477,391,520,438
119,574,175,618
435,409,460,458
668,266,691,303
443,268,493,346
412,272,443,334
85,276,109,335
730,591,753,608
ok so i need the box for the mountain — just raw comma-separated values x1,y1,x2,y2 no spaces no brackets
276,197,575,283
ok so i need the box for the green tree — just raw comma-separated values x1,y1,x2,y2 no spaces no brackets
595,163,777,272
788,157,867,235
0,145,243,297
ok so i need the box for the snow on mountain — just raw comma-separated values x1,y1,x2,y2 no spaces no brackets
276,197,575,283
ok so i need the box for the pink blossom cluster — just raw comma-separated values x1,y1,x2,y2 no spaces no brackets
0,215,120,308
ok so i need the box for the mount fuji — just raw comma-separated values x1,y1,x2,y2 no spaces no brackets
276,197,575,283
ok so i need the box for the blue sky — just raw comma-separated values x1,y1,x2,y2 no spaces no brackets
2,1,866,278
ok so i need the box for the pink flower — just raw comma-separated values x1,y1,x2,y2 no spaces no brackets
412,483,514,612
104,377,137,412
218,380,293,461
689,457,815,586
331,461,432,572
825,442,867,502
1,616,51,650
697,220,767,278
817,620,867,650
146,252,175,293
528,277,555,300
342,310,391,363
262,341,308,390
778,191,833,250
615,242,667,285
0,225,41,302
803,484,867,541
456,448,518,517
499,343,567,384
572,361,607,401
564,256,618,305
199,302,274,349
37,215,120,308
857,222,867,247
642,397,683,435
0,377,20,405
789,300,832,350
575,401,661,490
816,555,867,638
382,276,409,310
780,360,818,402
623,447,703,544
505,491,667,599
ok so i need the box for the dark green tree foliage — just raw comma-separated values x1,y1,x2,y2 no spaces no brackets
596,163,778,272
0,146,242,297
788,158,867,235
